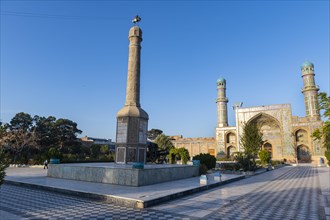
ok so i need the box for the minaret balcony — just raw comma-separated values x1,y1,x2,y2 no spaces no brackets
301,85,319,93
216,98,228,102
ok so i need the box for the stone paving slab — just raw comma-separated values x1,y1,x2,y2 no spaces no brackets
0,210,22,220
318,167,330,220
2,165,326,219
152,165,294,218
4,166,245,208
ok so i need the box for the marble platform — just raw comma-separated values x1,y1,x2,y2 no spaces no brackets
5,166,245,208
47,163,199,186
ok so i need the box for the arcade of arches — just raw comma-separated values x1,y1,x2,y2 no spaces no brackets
226,132,236,158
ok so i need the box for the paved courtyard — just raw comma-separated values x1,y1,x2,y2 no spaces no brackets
0,165,329,219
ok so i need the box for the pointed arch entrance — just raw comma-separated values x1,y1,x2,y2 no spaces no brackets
226,132,236,145
247,113,282,158
297,144,311,162
227,146,236,158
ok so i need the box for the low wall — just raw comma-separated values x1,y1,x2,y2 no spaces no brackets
48,163,199,186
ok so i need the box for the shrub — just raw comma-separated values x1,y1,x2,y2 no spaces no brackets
99,154,114,161
90,145,101,159
168,148,190,164
217,157,233,162
258,150,271,165
219,162,241,171
0,149,10,185
255,160,262,165
62,154,78,161
216,150,227,160
233,152,256,171
199,164,208,175
48,147,62,159
325,151,330,166
193,153,216,170
61,153,115,163
32,153,48,165
271,160,283,166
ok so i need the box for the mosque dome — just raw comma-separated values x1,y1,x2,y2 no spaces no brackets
217,77,226,83
301,61,314,68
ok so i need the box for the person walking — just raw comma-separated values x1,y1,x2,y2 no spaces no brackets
43,159,48,169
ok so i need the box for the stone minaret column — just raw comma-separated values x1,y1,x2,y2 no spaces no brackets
301,61,320,120
216,77,228,127
115,23,149,164
125,26,142,107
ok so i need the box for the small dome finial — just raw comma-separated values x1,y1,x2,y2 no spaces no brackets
301,61,314,68
217,77,226,83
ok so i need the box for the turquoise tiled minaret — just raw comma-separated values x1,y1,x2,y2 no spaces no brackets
301,61,320,120
216,77,228,127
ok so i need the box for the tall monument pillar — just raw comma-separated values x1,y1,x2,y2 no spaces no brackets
301,61,320,121
216,77,228,127
115,18,149,164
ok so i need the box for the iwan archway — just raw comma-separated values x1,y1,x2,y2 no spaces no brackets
247,113,282,159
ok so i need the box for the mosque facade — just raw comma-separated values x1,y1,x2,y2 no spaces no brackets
172,61,324,163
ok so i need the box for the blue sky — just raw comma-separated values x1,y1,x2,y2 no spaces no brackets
1,1,329,140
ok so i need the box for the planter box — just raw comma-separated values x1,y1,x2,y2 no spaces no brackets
50,159,60,164
192,160,200,166
243,171,255,176
132,162,144,169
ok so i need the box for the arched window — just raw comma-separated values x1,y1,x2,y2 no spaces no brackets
226,132,236,144
295,129,308,143
227,146,236,158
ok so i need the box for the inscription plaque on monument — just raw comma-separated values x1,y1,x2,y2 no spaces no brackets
116,147,126,163
116,118,128,143
139,120,147,144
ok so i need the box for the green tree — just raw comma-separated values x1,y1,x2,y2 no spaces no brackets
34,116,57,149
0,122,6,147
100,145,109,155
48,147,62,159
147,129,163,141
54,119,82,151
258,149,271,165
193,153,216,170
90,144,101,159
240,122,264,171
168,147,190,164
2,113,37,164
67,142,83,155
312,92,330,165
9,112,33,131
154,134,174,154
0,148,10,185
1,113,83,164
